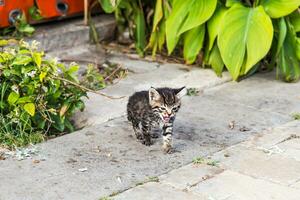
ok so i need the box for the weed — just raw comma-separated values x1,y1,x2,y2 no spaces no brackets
292,113,300,120
192,157,205,164
187,88,200,96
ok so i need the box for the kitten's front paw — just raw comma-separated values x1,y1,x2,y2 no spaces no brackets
142,139,153,146
162,144,174,154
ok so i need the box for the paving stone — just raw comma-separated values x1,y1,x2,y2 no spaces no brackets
211,144,300,185
192,170,300,200
242,120,300,149
277,138,300,162
159,163,223,190
113,182,207,200
204,73,300,116
28,15,116,51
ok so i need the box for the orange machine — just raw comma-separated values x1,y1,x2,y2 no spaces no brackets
0,0,34,28
35,0,84,19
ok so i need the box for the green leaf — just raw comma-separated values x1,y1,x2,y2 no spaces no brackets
152,0,163,33
39,72,47,82
208,42,224,77
261,0,300,18
166,0,217,54
52,115,65,132
218,5,273,80
0,40,8,47
178,0,217,35
32,52,42,68
12,55,32,66
183,25,205,64
225,0,241,7
8,91,19,105
24,103,35,116
134,7,147,56
207,5,227,51
17,96,33,104
28,6,43,20
275,18,287,57
277,19,300,82
290,11,300,32
98,0,122,13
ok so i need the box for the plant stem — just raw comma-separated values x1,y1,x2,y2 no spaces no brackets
51,76,125,99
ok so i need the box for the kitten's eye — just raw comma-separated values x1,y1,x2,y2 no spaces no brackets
172,106,179,111
160,107,166,111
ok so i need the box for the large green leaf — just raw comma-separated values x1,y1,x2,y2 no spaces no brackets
290,11,300,32
275,18,287,57
165,0,190,54
218,5,273,80
183,25,205,64
207,5,227,51
261,0,300,18
278,19,300,82
208,42,224,77
166,0,216,54
152,0,163,33
178,0,217,34
134,7,146,56
147,0,166,56
98,0,122,13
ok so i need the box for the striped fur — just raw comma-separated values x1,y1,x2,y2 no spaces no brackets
127,87,186,153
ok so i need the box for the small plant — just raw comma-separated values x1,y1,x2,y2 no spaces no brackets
292,113,300,120
99,0,300,82
207,160,220,167
192,156,205,164
80,62,127,91
186,88,200,96
0,39,87,149
193,156,220,166
1,12,35,37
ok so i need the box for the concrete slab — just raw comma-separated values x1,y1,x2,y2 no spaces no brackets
159,163,223,190
204,73,300,116
211,144,300,185
113,182,207,200
192,170,300,200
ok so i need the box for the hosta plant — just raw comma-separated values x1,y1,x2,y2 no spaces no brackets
99,0,300,82
0,39,86,148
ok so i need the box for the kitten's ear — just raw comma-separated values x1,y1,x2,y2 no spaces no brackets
149,87,161,105
174,87,187,99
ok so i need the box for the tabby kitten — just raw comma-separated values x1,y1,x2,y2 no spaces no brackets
127,87,186,153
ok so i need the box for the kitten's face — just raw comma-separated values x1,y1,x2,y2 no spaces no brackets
149,87,186,123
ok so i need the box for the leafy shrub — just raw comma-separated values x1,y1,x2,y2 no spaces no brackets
0,39,86,148
99,0,300,82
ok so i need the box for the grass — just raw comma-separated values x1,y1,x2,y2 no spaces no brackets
186,88,200,96
192,156,205,164
193,156,220,167
0,114,44,149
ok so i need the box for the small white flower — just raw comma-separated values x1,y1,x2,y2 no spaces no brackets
20,40,30,49
27,70,36,78
31,40,40,50
5,48,16,56
11,85,19,93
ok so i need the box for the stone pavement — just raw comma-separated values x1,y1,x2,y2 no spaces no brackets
1,44,300,199
114,120,300,200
